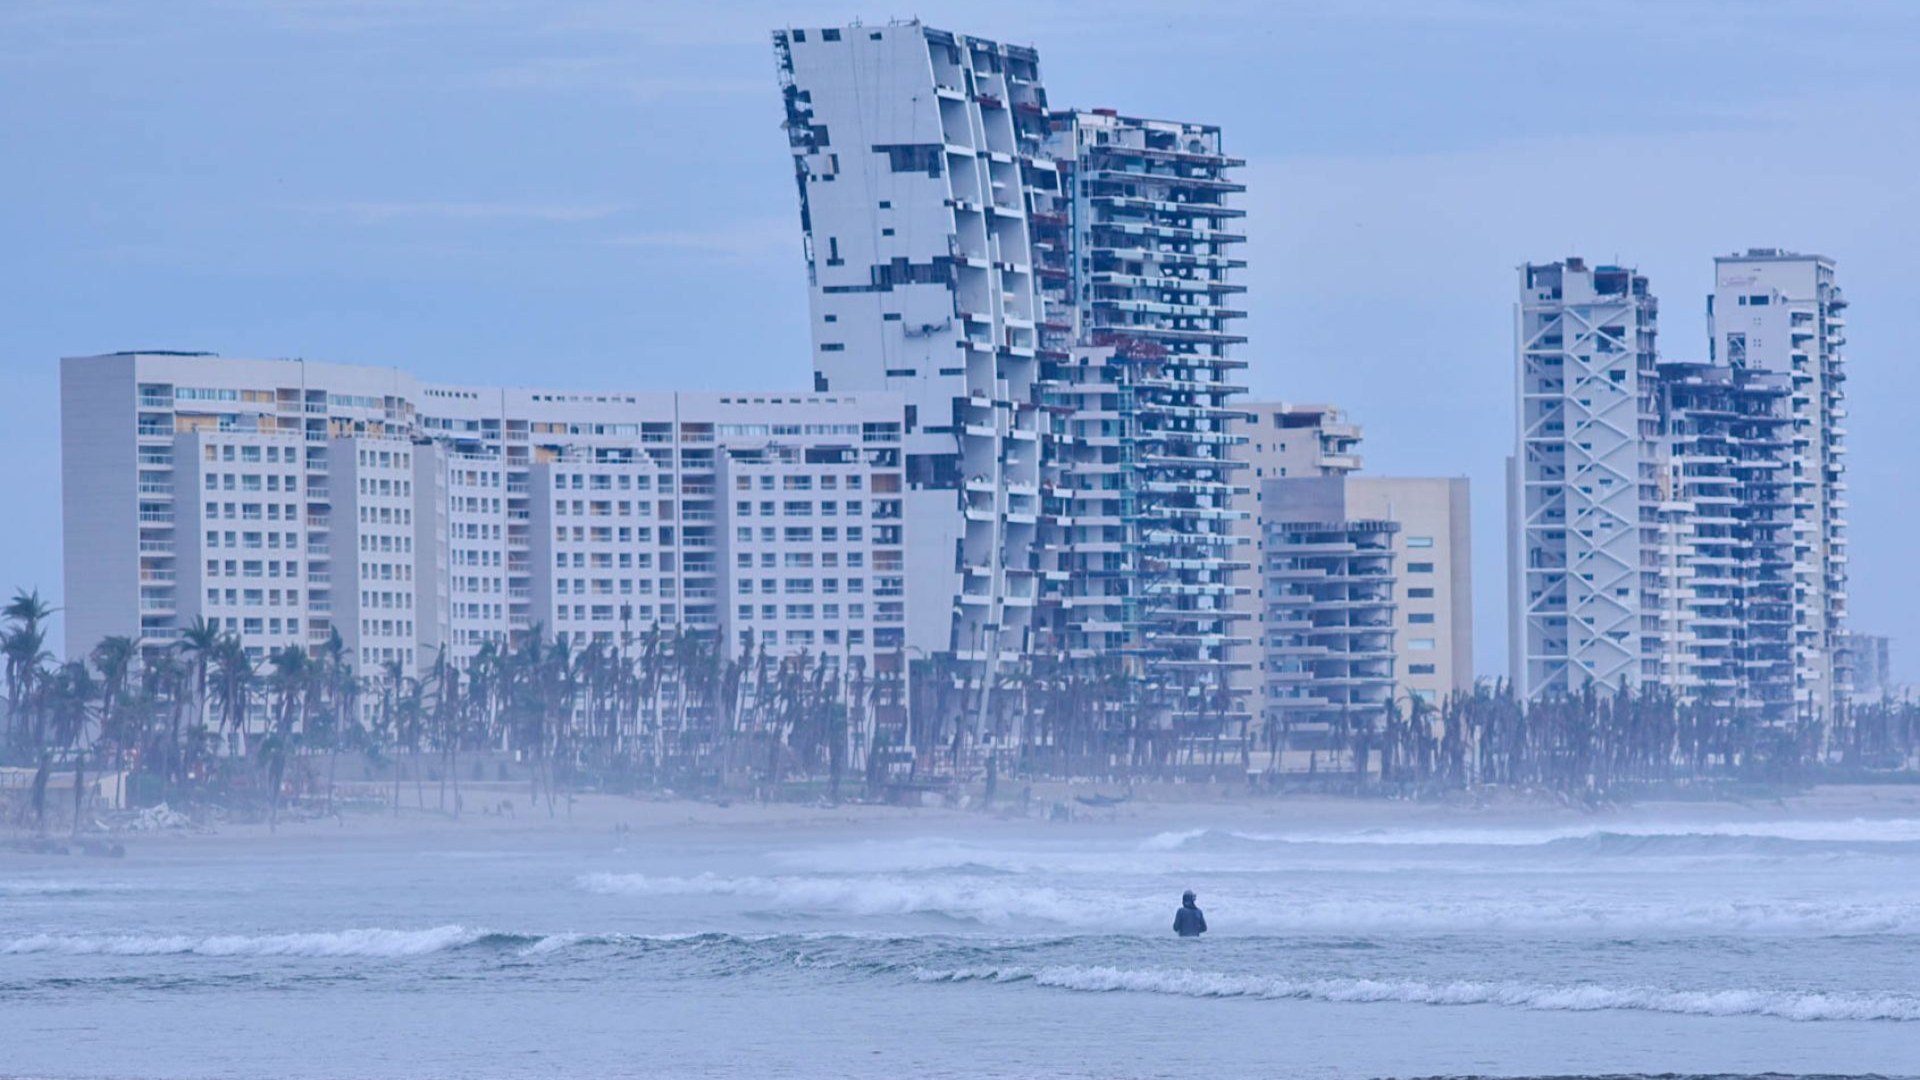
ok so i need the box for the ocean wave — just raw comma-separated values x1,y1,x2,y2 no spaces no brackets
1144,819,1920,852
0,925,494,958
0,880,143,898
576,872,1107,926
915,964,1920,1021
577,871,1920,936
1140,828,1211,851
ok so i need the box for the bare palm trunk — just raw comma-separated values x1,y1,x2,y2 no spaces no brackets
267,755,286,833
30,754,51,833
448,743,461,819
71,751,86,839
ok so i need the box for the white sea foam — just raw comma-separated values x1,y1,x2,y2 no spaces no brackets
0,880,141,898
577,870,1920,936
916,964,1920,1021
1146,818,1920,850
0,925,489,958
576,872,1112,926
1139,828,1211,851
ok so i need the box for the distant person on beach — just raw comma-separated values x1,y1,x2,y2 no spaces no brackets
1173,890,1207,937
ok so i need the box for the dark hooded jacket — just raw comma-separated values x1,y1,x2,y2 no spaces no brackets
1174,898,1207,937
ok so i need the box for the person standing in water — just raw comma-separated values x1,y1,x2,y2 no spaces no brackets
1173,890,1207,937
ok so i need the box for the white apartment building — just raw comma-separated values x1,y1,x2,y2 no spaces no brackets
1708,250,1849,720
175,431,313,666
1345,477,1473,705
62,352,421,667
60,355,909,725
1510,259,1662,700
773,22,1049,703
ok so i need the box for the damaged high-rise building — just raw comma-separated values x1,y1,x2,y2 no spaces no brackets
772,21,1253,745
1509,252,1849,725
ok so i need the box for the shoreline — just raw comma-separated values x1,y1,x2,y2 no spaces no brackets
7,781,1919,856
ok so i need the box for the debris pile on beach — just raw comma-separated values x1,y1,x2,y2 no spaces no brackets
122,803,193,832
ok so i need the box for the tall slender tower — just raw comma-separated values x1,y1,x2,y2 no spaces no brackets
772,23,1052,716
1708,250,1850,722
1510,259,1662,700
1036,110,1252,736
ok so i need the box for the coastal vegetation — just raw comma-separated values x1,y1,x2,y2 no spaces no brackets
4,588,1916,829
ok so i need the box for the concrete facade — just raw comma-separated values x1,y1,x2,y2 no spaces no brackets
1345,477,1473,704
773,22,1048,703
1260,476,1399,756
773,23,1255,744
1510,252,1849,725
59,355,909,720
1708,250,1850,721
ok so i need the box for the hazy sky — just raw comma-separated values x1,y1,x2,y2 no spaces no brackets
4,0,1917,679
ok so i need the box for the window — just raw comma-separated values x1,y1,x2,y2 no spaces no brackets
1406,536,1434,549
1407,587,1434,599
1409,638,1436,651
1408,663,1436,675
1408,613,1435,625
1407,562,1434,573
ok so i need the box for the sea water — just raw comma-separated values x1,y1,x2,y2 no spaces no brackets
3,808,1918,1079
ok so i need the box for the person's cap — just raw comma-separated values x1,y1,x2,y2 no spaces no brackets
1182,890,1196,902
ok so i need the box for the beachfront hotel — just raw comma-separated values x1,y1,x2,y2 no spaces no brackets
60,353,911,713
